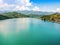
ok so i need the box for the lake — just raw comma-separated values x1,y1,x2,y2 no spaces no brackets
0,18,60,45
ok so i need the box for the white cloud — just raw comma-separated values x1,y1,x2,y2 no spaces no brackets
0,0,4,4
0,0,13,11
56,8,60,12
13,0,32,11
15,0,32,6
0,3,15,11
41,8,60,12
32,6,40,11
13,6,30,11
0,0,32,11
0,0,60,12
0,0,41,11
47,8,60,12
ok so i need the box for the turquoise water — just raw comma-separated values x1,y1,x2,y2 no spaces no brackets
0,18,60,45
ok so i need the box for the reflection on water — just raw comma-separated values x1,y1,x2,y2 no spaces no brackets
0,18,60,45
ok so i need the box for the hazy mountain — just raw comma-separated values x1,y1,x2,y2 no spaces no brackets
18,11,55,15
0,11,55,15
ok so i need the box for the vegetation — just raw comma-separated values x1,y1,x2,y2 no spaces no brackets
0,15,10,20
2,12,29,18
0,12,60,23
40,13,60,23
0,12,41,20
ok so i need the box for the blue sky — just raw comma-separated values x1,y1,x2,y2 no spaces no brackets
0,0,60,12
30,0,60,12
30,0,60,3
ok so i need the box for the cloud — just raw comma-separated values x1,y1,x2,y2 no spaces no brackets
0,0,3,4
0,0,15,11
0,0,41,11
15,0,32,6
13,0,33,11
56,8,60,12
0,0,31,11
0,3,15,11
13,6,30,11
32,6,40,11
0,0,60,12
47,8,60,12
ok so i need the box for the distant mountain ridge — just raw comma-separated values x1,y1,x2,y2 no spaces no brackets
0,11,55,15
19,11,55,15
0,11,60,24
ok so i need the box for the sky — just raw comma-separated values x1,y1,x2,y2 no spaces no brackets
0,0,60,12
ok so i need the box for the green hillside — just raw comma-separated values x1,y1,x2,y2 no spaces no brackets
0,12,60,23
40,13,60,23
0,12,41,20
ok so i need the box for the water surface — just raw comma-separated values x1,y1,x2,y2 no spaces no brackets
0,18,60,45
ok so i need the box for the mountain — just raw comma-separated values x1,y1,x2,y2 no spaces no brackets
18,11,55,15
40,13,60,23
0,15,10,20
0,10,55,15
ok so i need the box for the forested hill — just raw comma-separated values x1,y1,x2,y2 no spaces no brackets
0,12,60,24
40,13,60,23
0,12,41,20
